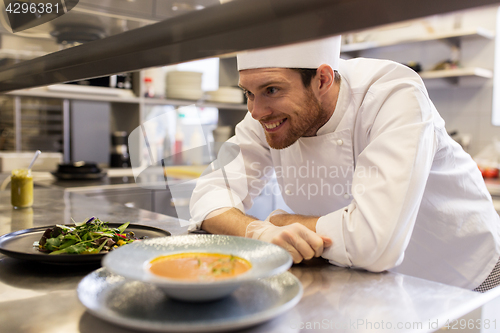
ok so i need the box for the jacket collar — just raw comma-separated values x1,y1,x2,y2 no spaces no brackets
316,75,349,136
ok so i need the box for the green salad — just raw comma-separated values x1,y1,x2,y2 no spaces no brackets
34,217,137,255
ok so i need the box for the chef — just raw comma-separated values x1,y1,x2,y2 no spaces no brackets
188,36,500,291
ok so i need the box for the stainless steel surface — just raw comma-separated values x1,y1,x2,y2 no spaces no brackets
0,188,186,235
0,0,499,92
59,180,180,217
1,187,500,332
83,185,154,211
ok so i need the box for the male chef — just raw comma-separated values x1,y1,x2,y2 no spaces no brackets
188,36,500,291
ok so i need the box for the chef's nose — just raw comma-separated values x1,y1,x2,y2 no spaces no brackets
248,97,272,121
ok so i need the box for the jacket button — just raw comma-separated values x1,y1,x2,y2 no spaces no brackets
336,139,343,146
344,193,350,199
285,189,292,195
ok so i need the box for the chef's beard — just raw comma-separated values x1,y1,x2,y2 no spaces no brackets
265,88,328,150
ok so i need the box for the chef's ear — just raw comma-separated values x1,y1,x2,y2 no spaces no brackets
315,64,334,96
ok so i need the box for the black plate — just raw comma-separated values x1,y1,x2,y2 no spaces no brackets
51,171,107,180
0,224,171,264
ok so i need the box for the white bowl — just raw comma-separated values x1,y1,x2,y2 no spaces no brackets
206,87,244,104
167,71,203,79
102,234,293,302
166,88,204,100
166,71,203,87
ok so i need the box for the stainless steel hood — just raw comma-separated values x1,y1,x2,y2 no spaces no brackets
0,0,498,92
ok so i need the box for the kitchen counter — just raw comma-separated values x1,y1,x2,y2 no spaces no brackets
1,167,202,190
0,169,196,219
1,188,500,332
0,169,138,190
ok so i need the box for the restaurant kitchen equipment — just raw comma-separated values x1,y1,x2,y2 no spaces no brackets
110,131,131,168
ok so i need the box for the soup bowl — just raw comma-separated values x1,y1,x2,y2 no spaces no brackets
102,234,293,302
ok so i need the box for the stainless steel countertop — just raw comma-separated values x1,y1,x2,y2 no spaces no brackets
1,188,500,333
0,170,172,193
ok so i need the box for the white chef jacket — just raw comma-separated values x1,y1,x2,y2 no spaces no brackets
189,58,500,289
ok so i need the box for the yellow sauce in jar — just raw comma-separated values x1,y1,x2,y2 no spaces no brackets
11,169,33,209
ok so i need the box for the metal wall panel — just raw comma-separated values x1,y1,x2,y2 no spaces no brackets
70,100,110,164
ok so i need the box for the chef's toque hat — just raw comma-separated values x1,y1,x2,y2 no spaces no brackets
237,35,341,71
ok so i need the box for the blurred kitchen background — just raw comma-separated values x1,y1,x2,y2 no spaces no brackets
1,2,499,163
3,1,500,221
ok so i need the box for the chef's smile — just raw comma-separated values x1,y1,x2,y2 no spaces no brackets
262,118,287,132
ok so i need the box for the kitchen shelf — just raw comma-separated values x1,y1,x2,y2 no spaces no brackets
20,124,62,130
20,104,62,111
202,101,247,110
5,88,248,110
419,67,493,79
3,69,490,109
341,27,495,53
6,86,141,103
143,97,247,110
21,114,63,121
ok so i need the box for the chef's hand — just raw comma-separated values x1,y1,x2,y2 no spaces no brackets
245,221,332,264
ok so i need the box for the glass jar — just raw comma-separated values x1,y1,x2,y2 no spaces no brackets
11,169,33,209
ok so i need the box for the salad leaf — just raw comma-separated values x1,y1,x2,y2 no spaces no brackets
44,237,62,251
50,242,89,255
36,217,137,255
117,222,130,234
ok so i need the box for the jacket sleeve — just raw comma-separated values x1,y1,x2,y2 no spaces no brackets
317,77,438,272
189,113,273,230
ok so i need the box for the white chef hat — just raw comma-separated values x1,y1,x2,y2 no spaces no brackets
237,35,341,71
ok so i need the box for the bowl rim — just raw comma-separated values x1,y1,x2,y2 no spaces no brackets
102,234,293,287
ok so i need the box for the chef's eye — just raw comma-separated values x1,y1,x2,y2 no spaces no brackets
244,90,254,100
266,87,278,95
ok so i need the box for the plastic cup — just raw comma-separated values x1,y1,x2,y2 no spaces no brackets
11,169,33,209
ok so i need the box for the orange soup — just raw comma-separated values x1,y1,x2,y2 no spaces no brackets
148,252,252,281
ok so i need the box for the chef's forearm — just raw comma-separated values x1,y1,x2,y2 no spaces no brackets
201,208,259,237
269,214,320,232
